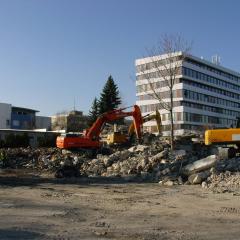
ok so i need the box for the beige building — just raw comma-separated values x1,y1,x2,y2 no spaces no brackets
51,110,88,132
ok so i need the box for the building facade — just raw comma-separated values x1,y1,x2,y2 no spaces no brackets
11,106,38,130
0,103,51,130
136,52,240,136
51,110,88,132
36,116,51,130
0,103,11,129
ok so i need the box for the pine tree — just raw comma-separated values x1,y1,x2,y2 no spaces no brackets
99,75,122,114
88,97,99,126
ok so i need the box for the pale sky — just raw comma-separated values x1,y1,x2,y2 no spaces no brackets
0,0,239,116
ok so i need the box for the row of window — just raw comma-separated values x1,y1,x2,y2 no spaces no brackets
183,112,235,126
137,89,182,101
136,68,181,81
137,94,155,101
184,89,240,108
161,112,236,126
182,101,240,117
138,88,240,109
159,124,206,132
138,96,240,118
140,103,163,113
145,123,193,132
186,58,240,83
136,80,168,93
183,78,240,100
145,122,238,133
136,79,181,93
183,67,240,91
136,57,240,83
140,102,182,113
136,56,182,73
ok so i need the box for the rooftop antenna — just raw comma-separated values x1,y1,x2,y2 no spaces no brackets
73,97,76,111
212,54,221,65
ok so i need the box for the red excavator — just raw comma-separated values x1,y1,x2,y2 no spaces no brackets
56,105,143,149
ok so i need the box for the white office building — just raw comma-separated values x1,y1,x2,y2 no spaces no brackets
136,52,240,136
0,103,11,129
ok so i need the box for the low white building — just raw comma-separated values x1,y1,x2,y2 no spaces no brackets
136,52,240,136
0,103,11,129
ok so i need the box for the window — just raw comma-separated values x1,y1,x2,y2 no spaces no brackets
13,120,20,127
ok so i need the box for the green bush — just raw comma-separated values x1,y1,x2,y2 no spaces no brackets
0,150,8,168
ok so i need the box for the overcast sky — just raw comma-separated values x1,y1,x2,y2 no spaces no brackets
0,0,239,116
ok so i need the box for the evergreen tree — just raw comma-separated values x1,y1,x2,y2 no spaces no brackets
99,75,122,114
88,97,99,126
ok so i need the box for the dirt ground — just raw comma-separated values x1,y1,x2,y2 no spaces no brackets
0,170,240,240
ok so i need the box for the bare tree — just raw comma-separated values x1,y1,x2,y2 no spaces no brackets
138,34,191,150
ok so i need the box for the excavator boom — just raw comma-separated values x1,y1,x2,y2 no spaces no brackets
128,110,161,136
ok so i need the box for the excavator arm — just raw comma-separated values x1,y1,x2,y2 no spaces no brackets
86,105,142,140
128,110,161,136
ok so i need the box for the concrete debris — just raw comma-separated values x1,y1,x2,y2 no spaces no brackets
163,180,174,186
182,155,217,176
188,171,210,185
201,181,208,189
150,150,168,162
0,140,193,181
128,145,149,153
202,157,240,194
1,138,240,195
172,149,187,158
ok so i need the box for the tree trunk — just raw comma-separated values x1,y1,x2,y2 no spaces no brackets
169,109,174,150
169,86,174,150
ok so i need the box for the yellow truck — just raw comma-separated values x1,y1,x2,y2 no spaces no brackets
205,117,240,158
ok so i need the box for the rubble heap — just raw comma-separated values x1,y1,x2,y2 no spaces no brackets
0,137,207,182
1,137,240,194
202,157,240,194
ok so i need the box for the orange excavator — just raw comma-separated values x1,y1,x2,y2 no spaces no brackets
56,105,143,149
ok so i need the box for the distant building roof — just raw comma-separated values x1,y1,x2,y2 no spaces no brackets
12,106,39,113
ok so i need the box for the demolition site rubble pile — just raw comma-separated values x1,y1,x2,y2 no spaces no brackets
201,157,240,194
0,137,208,182
1,136,240,194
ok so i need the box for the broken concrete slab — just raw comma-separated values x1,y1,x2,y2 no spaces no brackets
150,150,169,162
188,171,210,184
182,155,217,176
128,145,149,153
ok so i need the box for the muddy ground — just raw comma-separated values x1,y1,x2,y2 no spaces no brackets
0,170,240,240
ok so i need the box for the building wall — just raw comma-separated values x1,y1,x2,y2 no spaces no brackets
0,103,11,129
36,116,51,130
51,114,67,131
0,129,59,147
11,112,36,129
51,111,88,132
136,52,240,136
